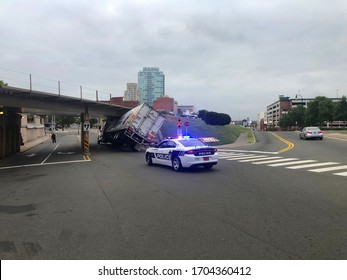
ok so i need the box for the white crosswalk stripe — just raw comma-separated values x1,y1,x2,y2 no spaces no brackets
252,158,298,165
226,155,266,161
239,156,279,162
309,165,347,173
218,152,246,158
268,160,317,167
218,151,347,177
286,162,339,169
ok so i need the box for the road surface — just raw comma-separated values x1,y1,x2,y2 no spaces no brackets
0,129,346,259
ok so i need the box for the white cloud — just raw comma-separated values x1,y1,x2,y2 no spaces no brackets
1,0,347,119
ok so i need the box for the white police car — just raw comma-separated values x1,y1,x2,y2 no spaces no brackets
145,137,218,171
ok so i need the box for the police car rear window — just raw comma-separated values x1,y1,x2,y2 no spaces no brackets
178,139,206,147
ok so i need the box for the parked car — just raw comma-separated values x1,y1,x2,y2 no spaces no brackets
299,127,323,140
145,137,218,171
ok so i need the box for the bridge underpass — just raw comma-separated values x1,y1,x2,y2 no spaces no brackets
0,86,130,159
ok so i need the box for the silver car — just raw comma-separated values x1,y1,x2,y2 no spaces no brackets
299,127,323,140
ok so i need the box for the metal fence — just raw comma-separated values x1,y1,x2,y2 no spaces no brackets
0,67,112,102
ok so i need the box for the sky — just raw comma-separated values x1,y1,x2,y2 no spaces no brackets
1,0,347,120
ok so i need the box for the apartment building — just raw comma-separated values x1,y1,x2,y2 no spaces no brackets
124,83,139,101
138,67,165,106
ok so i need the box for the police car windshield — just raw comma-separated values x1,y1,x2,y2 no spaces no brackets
178,139,206,147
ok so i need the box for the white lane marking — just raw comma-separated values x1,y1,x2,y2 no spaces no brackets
226,155,267,161
225,154,258,160
309,165,347,173
218,153,247,158
41,144,60,164
252,158,298,165
238,156,278,162
287,162,339,169
218,149,278,155
268,160,317,167
0,159,91,170
334,171,347,176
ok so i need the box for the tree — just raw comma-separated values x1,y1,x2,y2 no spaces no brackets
0,80,8,88
198,110,208,121
279,105,306,130
306,98,320,126
290,105,306,128
279,113,292,129
202,111,231,125
198,109,232,125
305,96,334,126
335,95,347,128
318,97,334,125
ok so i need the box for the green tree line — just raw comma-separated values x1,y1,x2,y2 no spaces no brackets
198,109,231,126
0,80,8,87
279,96,347,129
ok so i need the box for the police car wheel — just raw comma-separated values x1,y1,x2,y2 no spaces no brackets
146,153,153,166
172,157,182,172
204,164,213,170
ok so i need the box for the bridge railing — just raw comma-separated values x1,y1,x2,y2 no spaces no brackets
0,67,112,102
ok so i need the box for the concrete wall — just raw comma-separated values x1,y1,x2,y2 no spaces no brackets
20,115,46,143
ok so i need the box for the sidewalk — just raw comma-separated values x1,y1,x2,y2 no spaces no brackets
20,134,51,153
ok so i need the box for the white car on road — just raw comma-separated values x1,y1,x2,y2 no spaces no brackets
145,137,219,171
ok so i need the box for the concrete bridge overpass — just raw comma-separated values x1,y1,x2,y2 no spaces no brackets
0,86,130,159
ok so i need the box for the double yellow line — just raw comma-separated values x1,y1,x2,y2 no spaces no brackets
270,132,295,153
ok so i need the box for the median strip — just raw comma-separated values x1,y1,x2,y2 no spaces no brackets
270,132,295,153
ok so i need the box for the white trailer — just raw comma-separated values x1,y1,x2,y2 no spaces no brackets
98,103,165,150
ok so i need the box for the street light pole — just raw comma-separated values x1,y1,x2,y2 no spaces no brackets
295,92,304,107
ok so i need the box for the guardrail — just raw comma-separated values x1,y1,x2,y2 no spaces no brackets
0,67,112,102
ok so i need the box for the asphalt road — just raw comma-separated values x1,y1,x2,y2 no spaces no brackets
1,129,347,259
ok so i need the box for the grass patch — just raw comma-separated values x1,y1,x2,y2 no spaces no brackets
160,116,254,145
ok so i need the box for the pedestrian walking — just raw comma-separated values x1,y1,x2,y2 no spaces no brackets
51,132,56,143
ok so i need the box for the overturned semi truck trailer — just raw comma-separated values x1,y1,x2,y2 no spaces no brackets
97,103,166,150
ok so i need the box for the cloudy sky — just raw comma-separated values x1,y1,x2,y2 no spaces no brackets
1,0,347,119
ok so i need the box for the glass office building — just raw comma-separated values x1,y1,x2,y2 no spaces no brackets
138,67,165,106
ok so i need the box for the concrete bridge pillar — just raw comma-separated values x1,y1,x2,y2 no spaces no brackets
81,109,90,156
0,111,21,159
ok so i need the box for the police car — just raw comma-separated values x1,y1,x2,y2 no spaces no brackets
145,137,218,171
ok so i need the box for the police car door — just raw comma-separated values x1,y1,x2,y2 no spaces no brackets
155,140,176,166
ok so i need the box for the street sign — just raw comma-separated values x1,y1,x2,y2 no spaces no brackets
176,119,183,127
184,121,190,126
83,121,90,132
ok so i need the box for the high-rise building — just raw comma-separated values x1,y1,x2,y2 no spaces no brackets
124,83,139,101
138,67,165,106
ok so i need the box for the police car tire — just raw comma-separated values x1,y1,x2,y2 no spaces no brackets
204,164,213,170
172,157,182,172
146,153,153,166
